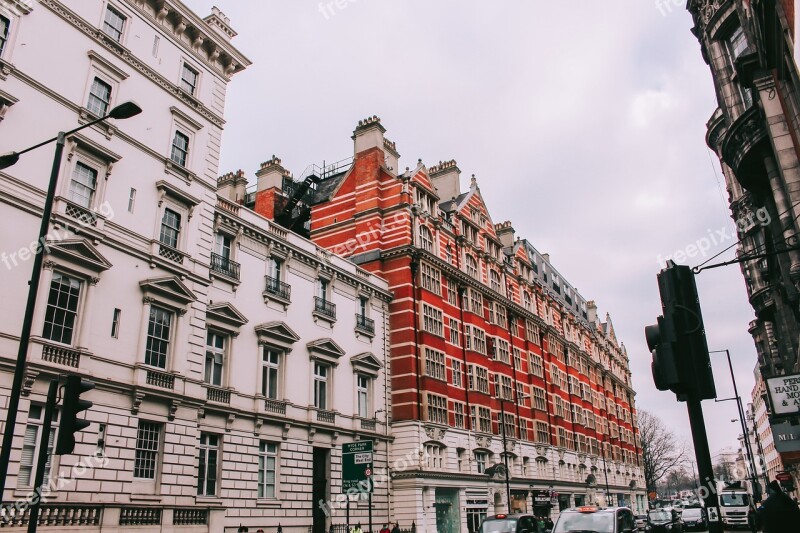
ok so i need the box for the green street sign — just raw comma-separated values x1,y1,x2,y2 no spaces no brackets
342,440,373,493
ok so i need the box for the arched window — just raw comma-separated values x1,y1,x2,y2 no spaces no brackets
418,225,433,252
465,255,478,278
523,291,532,311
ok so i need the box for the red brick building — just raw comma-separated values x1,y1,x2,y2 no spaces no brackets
249,117,645,532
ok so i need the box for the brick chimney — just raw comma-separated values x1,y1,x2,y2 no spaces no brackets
254,156,290,220
352,115,386,155
429,160,461,201
495,221,515,249
587,300,598,324
217,169,248,203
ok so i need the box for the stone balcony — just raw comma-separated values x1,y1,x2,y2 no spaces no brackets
721,106,769,190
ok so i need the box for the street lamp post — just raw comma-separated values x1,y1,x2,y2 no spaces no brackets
0,101,141,503
709,349,762,502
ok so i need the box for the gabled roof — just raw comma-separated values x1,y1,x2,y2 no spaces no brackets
255,321,300,349
47,239,112,272
207,301,248,328
307,338,346,364
139,276,197,305
350,352,383,376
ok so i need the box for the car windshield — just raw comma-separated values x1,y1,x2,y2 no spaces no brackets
481,519,518,533
648,510,671,521
553,512,614,533
682,509,702,519
636,515,647,520
720,493,750,507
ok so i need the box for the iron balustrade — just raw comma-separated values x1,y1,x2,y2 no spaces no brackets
264,275,291,300
210,252,240,280
314,297,336,319
355,314,375,334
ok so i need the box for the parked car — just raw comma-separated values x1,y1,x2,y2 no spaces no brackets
679,507,706,532
553,506,637,533
645,508,682,533
479,513,540,533
635,514,648,531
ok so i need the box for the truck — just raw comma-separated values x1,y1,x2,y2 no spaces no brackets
716,480,752,529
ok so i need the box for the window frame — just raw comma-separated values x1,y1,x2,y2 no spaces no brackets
204,329,227,387
313,362,330,410
179,61,200,96
101,2,128,44
19,404,59,488
42,271,84,346
258,441,279,499
197,432,220,497
356,373,370,418
260,347,282,400
144,303,174,369
133,420,161,481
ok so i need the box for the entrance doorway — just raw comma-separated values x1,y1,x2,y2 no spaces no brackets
312,448,330,533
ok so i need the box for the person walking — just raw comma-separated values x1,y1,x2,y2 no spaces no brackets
757,480,800,533
379,524,390,533
351,524,363,533
390,523,400,533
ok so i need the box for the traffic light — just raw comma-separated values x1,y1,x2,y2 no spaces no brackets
645,261,716,400
56,375,94,455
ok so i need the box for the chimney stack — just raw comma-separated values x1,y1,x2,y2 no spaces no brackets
254,156,290,220
383,137,400,176
542,253,550,263
495,221,515,249
429,160,461,201
587,300,598,324
352,115,386,156
217,169,248,204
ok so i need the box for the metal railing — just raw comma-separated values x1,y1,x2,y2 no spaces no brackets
264,276,291,301
264,398,287,415
314,297,336,319
210,252,240,280
317,409,336,424
355,314,375,334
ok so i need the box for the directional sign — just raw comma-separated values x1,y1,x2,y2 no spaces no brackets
342,441,373,493
707,507,719,523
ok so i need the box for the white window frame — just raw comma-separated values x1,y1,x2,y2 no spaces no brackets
197,433,220,497
133,420,161,481
258,441,279,499
260,347,282,400
356,374,370,418
204,330,227,387
314,362,330,410
179,60,201,97
19,404,58,488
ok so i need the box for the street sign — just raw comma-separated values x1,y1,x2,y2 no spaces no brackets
342,441,373,493
777,471,792,482
766,374,800,415
770,421,800,453
707,507,719,522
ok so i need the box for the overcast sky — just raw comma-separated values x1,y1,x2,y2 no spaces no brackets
185,0,758,458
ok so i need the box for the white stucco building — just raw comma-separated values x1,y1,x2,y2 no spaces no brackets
0,1,392,532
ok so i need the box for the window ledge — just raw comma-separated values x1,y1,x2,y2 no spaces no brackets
130,494,162,502
163,158,196,183
312,310,337,327
255,498,282,508
195,496,224,506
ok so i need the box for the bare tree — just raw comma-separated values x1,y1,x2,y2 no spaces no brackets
639,410,686,494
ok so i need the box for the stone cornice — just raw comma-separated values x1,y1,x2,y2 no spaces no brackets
40,0,228,128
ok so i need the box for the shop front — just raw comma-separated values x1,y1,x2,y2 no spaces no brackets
511,491,529,513
558,493,572,511
434,488,460,533
532,490,552,518
465,490,489,533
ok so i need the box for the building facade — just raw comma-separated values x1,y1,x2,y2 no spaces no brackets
686,0,800,479
0,1,392,532
246,117,646,532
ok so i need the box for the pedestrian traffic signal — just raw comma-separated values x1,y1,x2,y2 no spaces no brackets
645,261,716,400
55,375,94,455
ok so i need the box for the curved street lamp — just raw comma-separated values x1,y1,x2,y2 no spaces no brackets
0,101,142,503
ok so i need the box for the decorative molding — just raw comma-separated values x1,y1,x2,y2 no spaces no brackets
21,369,39,396
168,399,180,421
282,422,291,440
225,412,235,432
424,425,446,441
131,391,145,415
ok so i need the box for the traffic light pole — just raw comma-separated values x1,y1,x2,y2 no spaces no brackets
27,379,58,533
686,395,723,533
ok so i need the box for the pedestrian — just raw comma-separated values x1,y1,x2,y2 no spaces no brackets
379,523,390,533
544,517,554,532
756,480,800,533
747,504,760,533
391,522,400,533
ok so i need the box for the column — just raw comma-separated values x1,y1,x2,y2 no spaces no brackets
76,276,99,350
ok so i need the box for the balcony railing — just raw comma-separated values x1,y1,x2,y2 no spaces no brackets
355,314,375,334
64,201,98,226
146,369,174,389
41,342,81,368
0,503,101,526
216,196,240,216
205,385,230,404
264,397,288,415
317,409,336,424
264,275,291,301
210,252,240,280
314,297,336,320
158,243,185,264
120,507,162,526
360,418,376,431
173,508,208,525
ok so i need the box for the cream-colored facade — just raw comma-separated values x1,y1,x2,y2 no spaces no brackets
0,1,392,532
